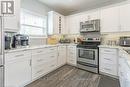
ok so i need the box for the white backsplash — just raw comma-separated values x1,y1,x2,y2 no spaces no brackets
29,38,47,46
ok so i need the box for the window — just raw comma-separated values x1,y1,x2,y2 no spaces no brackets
20,9,47,37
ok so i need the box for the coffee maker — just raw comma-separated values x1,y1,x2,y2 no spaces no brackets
12,34,29,48
5,35,12,49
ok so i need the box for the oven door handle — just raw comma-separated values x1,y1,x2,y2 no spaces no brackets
77,61,98,68
77,48,97,51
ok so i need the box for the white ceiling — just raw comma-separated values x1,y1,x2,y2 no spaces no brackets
38,0,126,15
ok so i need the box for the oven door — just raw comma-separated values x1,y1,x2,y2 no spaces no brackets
77,48,98,65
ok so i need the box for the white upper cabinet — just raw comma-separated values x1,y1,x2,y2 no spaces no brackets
101,4,130,33
66,15,80,34
120,4,130,32
3,0,21,32
48,11,66,35
66,10,100,34
79,10,100,22
101,6,120,33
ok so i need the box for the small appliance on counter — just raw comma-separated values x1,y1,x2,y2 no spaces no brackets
59,39,71,43
5,35,12,49
119,36,130,47
12,34,29,48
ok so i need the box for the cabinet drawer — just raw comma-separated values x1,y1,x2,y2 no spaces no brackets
100,63,117,75
67,55,76,60
32,57,47,67
47,47,57,53
48,52,58,60
32,52,57,67
68,50,76,55
58,46,66,51
32,49,45,55
67,46,76,49
100,54,117,64
47,59,57,72
67,58,76,65
5,50,31,62
32,47,57,55
100,48,117,54
100,58,117,65
32,64,47,80
100,67,117,76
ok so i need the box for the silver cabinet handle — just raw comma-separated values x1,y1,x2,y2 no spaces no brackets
51,56,55,58
17,21,20,28
104,50,112,52
104,58,112,61
104,68,111,71
37,70,43,73
50,49,54,51
70,59,74,61
70,52,74,54
15,54,24,57
37,59,43,62
50,65,55,67
30,59,32,66
37,51,43,53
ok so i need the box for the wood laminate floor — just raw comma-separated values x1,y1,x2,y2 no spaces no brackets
25,65,120,87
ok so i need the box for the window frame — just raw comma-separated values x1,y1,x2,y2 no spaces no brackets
20,9,48,38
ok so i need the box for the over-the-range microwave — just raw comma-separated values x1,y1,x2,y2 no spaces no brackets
80,19,100,33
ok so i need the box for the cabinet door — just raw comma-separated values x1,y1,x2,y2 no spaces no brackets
99,48,118,76
88,11,100,20
5,58,31,87
120,4,130,32
67,46,77,66
78,10,100,22
3,0,20,32
67,15,80,34
101,6,120,33
58,46,66,67
61,16,67,34
53,13,59,34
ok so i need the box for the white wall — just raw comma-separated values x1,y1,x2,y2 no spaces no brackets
21,0,53,46
21,0,52,15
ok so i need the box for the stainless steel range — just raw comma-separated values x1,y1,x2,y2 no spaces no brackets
77,38,100,73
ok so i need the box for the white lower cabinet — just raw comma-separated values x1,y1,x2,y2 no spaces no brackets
31,47,58,80
99,48,118,77
67,45,77,66
57,46,67,67
5,50,32,87
4,45,78,87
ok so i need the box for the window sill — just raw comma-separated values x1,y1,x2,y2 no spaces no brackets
29,36,47,38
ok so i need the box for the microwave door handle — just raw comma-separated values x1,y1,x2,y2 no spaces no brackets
78,48,97,51
93,22,96,31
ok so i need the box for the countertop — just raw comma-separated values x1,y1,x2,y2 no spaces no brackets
4,43,77,53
